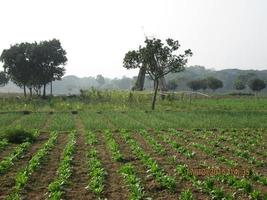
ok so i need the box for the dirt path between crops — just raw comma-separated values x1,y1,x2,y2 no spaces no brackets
19,133,68,200
64,116,95,200
97,132,129,200
0,132,50,199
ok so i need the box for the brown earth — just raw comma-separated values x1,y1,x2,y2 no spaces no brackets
19,133,68,200
63,116,95,200
0,132,50,199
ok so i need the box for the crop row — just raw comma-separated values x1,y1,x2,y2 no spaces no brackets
103,130,145,199
152,130,267,199
120,129,176,191
140,130,233,199
85,131,107,197
48,130,76,199
104,130,124,162
7,131,59,199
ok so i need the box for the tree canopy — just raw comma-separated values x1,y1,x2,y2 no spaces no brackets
206,77,223,91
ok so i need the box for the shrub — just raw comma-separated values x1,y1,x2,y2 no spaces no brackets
3,129,35,144
71,110,78,114
22,110,31,115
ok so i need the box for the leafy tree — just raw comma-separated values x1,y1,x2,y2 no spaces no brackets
234,79,246,90
123,38,192,110
166,79,178,91
0,42,34,97
187,79,207,91
248,78,266,93
0,71,9,87
96,74,105,87
206,77,223,92
32,39,67,97
187,80,202,91
0,39,67,97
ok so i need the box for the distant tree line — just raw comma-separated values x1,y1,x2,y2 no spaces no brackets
0,39,67,97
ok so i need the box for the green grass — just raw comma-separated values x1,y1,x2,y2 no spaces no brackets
0,93,267,129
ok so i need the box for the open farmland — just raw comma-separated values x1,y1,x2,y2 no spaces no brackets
0,96,267,199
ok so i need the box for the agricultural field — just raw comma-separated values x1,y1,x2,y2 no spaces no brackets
0,95,267,199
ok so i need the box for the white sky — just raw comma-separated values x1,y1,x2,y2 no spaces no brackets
0,0,266,78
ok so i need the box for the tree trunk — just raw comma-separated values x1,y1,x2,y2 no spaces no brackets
23,85,26,98
43,84,46,97
133,66,146,91
29,87,32,97
50,81,53,96
152,79,159,110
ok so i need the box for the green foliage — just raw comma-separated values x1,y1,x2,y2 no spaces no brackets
85,131,107,196
48,131,76,199
120,164,144,200
0,39,67,97
3,128,36,144
234,79,246,90
104,130,124,162
206,77,223,91
123,37,192,110
179,189,193,200
248,78,266,92
187,79,207,91
0,71,9,87
0,142,31,174
120,129,176,191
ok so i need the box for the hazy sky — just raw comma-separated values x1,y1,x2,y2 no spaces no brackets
0,0,266,78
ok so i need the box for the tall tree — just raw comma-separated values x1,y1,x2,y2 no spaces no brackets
0,42,33,97
32,39,67,97
123,38,192,110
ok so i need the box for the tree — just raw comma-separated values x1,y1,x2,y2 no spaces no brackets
123,38,192,110
0,42,34,97
32,39,67,97
187,79,207,91
187,80,202,91
96,74,105,88
248,78,266,93
206,77,223,92
234,79,246,90
0,71,9,87
166,79,178,91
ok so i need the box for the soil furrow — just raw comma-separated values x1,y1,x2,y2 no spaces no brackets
132,131,211,200
97,132,128,200
0,132,50,199
64,116,94,200
113,131,178,200
19,133,68,200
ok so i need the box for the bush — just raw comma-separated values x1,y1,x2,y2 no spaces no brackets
2,129,35,144
22,110,31,115
71,110,78,114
